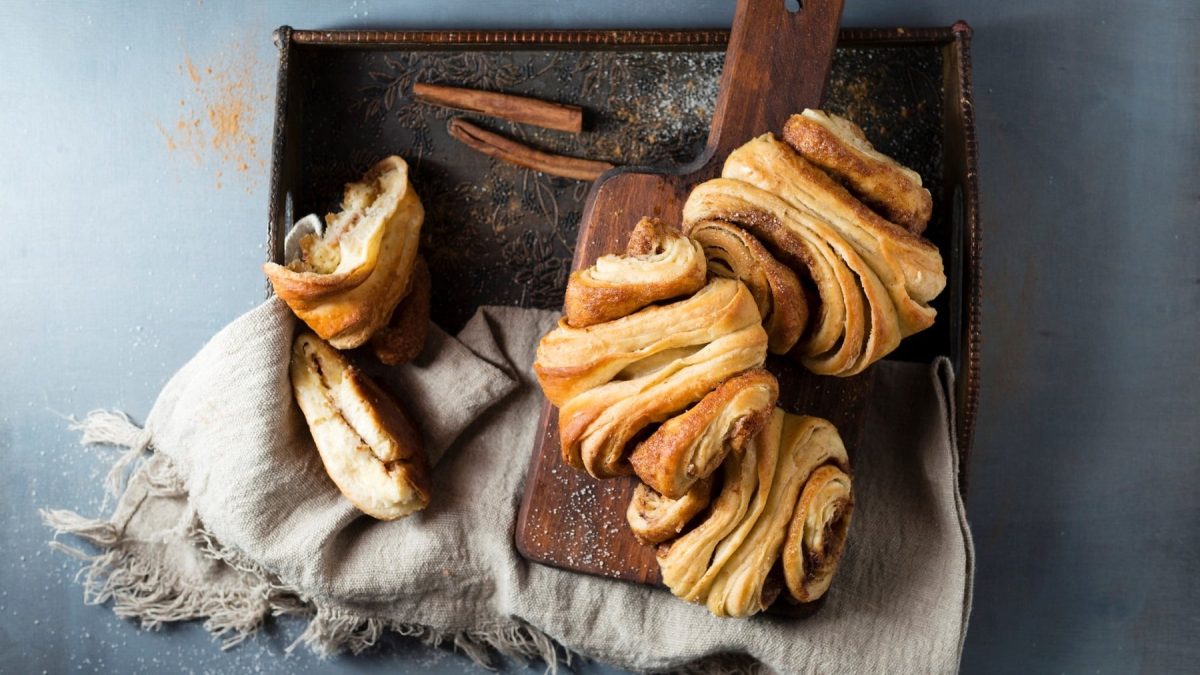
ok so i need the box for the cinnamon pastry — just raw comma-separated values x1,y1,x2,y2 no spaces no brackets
685,177,901,376
656,410,851,616
722,133,944,336
704,413,850,616
564,216,706,328
534,278,762,407
371,256,431,365
290,333,431,520
783,463,854,602
630,368,778,499
782,109,933,233
626,478,713,545
657,410,780,605
558,322,769,478
264,156,424,349
689,219,808,354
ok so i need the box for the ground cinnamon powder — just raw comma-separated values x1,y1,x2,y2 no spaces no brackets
158,49,267,191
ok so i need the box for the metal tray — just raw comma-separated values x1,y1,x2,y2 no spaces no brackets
265,25,982,560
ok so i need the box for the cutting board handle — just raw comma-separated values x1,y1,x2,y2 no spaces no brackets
704,0,845,164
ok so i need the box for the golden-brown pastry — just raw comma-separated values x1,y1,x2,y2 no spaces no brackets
782,109,932,233
688,219,808,354
685,177,900,377
705,414,850,616
290,333,430,520
782,463,854,602
371,256,431,365
626,478,713,545
657,410,780,604
558,322,768,478
265,156,424,349
722,133,944,336
534,278,762,408
630,368,778,499
656,410,852,617
563,217,706,328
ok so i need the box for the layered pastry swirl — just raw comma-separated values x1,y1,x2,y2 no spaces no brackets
627,478,714,545
537,277,769,478
689,220,808,354
684,130,945,376
629,368,777,499
265,156,424,350
564,216,707,328
783,109,933,234
656,411,853,617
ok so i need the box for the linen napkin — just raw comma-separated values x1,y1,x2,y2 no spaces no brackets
44,299,973,673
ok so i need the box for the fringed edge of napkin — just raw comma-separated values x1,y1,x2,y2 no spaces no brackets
41,410,572,672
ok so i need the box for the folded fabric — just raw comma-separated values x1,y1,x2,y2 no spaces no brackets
44,300,973,673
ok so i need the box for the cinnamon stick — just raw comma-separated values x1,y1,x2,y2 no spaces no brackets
414,82,583,134
447,118,615,182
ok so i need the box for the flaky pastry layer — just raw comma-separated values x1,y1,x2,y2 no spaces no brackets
626,478,713,545
265,156,424,349
564,217,706,328
656,410,852,617
783,109,933,233
630,368,778,499
290,333,430,520
534,278,762,407
689,219,808,354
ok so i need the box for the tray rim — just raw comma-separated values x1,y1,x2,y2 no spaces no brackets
266,23,982,584
275,25,968,48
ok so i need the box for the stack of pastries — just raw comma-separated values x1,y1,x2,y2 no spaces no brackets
265,156,435,520
534,110,944,616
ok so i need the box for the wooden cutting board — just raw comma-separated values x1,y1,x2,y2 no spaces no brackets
514,0,867,588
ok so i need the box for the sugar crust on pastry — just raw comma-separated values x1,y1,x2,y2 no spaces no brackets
564,216,707,328
783,109,933,233
629,368,778,499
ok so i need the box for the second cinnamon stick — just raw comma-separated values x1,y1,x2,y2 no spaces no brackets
447,118,614,181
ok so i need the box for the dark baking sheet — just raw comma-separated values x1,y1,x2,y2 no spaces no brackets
266,23,980,499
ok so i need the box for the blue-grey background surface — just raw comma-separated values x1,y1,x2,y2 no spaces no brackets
2,1,1197,673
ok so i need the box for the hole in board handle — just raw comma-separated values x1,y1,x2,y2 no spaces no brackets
785,0,802,12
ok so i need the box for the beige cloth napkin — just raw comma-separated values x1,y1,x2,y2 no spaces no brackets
44,298,973,673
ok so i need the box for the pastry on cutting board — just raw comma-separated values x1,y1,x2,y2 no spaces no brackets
563,216,706,328
535,278,768,478
684,130,945,376
783,109,933,233
656,410,852,617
